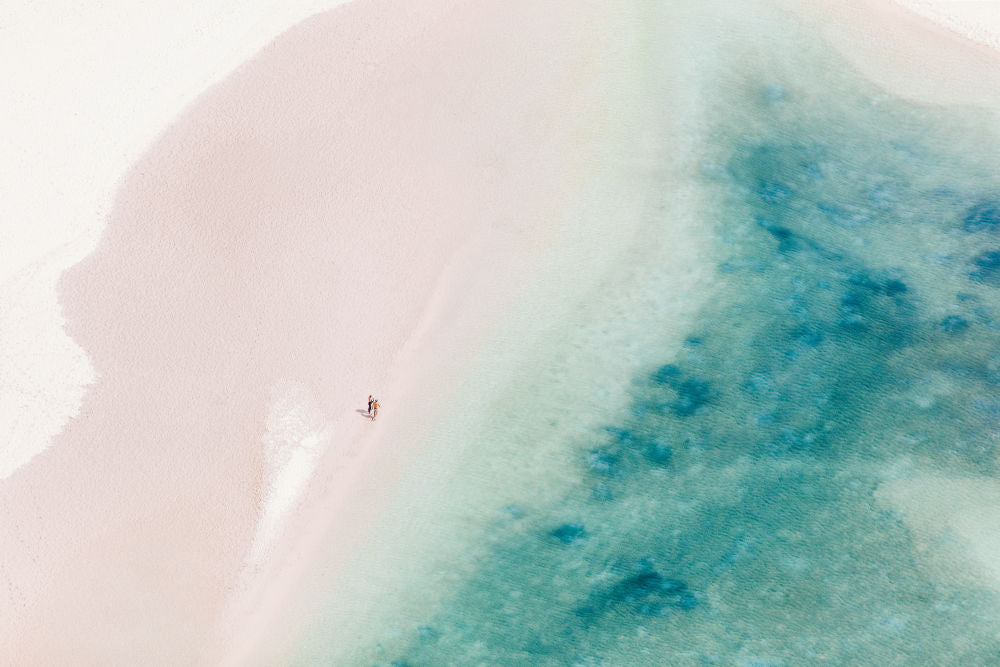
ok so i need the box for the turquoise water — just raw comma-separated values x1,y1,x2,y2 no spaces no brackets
299,5,1000,666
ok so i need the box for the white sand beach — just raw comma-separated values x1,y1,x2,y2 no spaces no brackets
3,0,681,661
3,0,1000,664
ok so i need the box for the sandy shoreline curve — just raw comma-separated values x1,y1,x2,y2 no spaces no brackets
0,0,356,489
3,0,654,662
225,1,1000,663
3,0,1000,664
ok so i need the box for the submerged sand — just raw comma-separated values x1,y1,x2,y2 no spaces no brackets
2,0,676,662
3,0,1000,664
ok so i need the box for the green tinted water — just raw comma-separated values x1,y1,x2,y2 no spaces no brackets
298,3,1000,665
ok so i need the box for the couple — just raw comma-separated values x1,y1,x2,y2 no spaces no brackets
367,394,380,421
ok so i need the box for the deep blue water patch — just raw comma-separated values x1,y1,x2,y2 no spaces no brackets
575,567,697,623
940,314,970,333
962,199,1000,232
970,249,1000,286
550,523,588,545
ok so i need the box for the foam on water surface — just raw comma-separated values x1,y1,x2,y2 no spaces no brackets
295,2,1000,664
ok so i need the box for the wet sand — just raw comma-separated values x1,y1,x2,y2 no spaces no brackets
3,0,1000,664
1,0,647,662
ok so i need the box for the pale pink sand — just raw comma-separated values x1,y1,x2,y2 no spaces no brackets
6,0,1000,663
807,0,1000,107
1,0,633,663
893,0,1000,51
0,0,354,484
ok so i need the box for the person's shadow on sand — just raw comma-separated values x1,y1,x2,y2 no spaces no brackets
355,409,371,418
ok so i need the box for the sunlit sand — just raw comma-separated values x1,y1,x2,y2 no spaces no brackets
3,0,1000,664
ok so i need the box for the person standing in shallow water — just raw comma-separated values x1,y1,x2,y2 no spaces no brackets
368,394,374,415
372,399,380,421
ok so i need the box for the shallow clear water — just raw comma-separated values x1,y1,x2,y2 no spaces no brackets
298,4,1000,665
